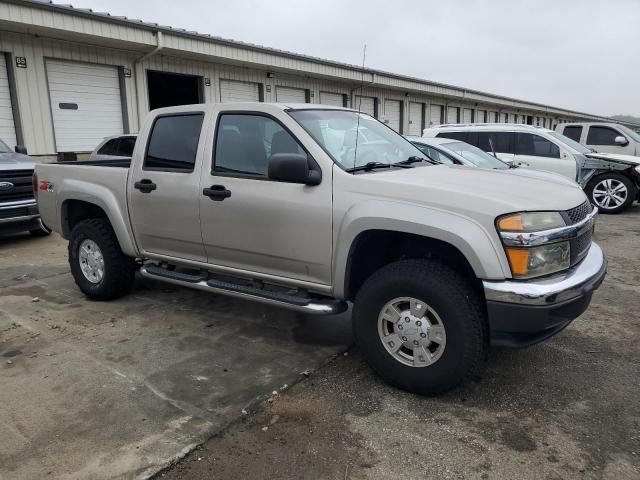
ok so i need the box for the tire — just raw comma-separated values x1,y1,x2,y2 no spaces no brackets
353,259,487,396
68,218,137,300
586,173,636,214
29,220,51,237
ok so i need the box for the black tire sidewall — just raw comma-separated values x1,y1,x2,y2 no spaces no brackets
69,224,109,296
586,173,636,214
353,260,484,395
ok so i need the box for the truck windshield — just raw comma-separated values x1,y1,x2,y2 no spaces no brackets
442,141,509,170
617,125,640,143
548,132,591,154
288,109,428,171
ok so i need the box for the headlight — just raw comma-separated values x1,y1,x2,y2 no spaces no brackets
634,165,640,175
497,211,570,279
497,212,566,232
504,242,570,279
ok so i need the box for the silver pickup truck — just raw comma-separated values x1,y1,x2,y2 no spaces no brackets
35,103,607,395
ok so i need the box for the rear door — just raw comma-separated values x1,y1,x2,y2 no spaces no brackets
199,110,333,284
514,132,576,179
128,112,207,261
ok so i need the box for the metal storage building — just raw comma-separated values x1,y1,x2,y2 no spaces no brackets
0,0,636,157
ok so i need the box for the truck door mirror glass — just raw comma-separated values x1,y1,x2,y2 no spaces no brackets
268,153,320,185
15,145,28,155
614,136,628,146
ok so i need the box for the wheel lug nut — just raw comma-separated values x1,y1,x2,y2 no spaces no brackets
405,318,410,323
398,325,403,330
420,333,427,338
416,321,422,326
413,340,419,345
402,336,407,341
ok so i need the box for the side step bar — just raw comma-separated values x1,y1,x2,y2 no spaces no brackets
139,265,348,315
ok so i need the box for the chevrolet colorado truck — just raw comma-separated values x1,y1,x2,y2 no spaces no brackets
35,103,607,395
0,139,51,236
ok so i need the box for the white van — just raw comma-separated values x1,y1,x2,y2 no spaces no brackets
556,122,640,156
423,123,640,213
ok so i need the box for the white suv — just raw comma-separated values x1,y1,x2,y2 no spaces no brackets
423,123,640,213
556,122,640,156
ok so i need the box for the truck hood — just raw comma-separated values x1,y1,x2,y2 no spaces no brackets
586,152,640,166
0,152,36,170
347,164,587,218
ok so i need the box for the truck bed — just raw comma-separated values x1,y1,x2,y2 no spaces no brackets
55,158,132,168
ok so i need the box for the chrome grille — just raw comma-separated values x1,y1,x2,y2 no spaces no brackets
565,201,591,225
570,229,593,266
0,170,34,203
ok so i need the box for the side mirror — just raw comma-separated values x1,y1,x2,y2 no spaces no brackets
15,145,27,155
268,153,321,186
614,136,628,146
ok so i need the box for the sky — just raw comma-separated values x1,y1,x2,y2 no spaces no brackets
75,0,640,117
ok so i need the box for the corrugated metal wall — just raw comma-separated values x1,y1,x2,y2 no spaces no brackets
0,29,588,155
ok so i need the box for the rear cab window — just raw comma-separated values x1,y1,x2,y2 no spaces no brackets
144,114,204,172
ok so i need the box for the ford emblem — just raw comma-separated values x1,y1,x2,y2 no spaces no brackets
0,181,14,191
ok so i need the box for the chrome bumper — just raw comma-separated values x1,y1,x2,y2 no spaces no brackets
483,242,607,306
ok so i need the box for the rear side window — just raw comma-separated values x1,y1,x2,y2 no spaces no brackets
97,139,120,156
563,126,583,143
144,114,204,171
516,133,560,158
437,131,468,142
586,126,623,145
117,137,136,156
214,114,306,177
473,132,513,154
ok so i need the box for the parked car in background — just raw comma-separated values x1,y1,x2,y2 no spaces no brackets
0,139,50,236
90,134,137,161
556,122,640,156
423,124,640,213
35,103,606,396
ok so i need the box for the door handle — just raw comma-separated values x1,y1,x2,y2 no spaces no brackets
203,184,231,201
134,179,157,193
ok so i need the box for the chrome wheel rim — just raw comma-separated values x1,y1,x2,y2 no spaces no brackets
592,179,627,209
78,239,104,284
377,297,447,367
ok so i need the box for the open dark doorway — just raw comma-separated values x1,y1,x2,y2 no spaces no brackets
147,70,203,110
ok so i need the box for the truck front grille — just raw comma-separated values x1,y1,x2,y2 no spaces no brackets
570,229,593,266
565,201,591,225
0,170,35,203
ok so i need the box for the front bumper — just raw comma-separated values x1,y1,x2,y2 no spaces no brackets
483,242,607,347
0,200,43,234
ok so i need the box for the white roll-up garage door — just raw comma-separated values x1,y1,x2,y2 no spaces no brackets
384,99,402,132
220,79,261,102
0,55,17,149
447,106,459,124
276,86,307,103
46,60,123,152
407,102,423,136
463,108,473,123
430,104,443,126
354,96,375,117
319,92,344,107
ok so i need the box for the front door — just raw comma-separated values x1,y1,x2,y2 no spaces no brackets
199,112,333,285
128,112,207,262
514,132,576,180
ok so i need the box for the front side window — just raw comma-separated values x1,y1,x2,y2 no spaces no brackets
412,143,455,164
586,126,624,145
516,133,560,158
288,109,427,171
214,114,306,176
563,126,583,143
145,114,204,171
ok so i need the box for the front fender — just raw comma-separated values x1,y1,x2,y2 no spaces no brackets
332,200,510,298
58,180,138,257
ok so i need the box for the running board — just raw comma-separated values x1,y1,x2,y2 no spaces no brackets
139,265,347,315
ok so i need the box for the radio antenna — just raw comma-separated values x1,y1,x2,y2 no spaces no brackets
353,43,367,173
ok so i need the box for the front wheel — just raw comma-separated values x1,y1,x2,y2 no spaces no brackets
353,259,487,396
586,173,636,214
68,218,137,300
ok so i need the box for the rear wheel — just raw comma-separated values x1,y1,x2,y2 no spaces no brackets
353,259,486,395
68,218,137,300
586,173,636,214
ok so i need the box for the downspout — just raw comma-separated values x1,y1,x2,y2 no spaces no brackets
133,31,164,128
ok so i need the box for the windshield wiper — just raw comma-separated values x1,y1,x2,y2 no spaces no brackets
346,161,395,173
395,155,438,166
